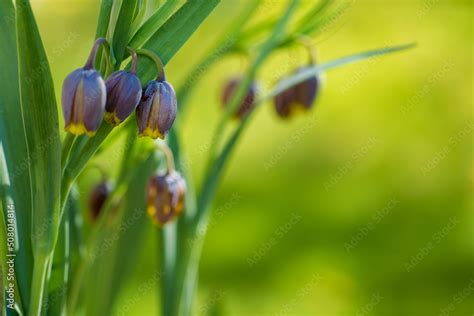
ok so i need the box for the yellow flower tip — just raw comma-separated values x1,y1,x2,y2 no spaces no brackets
289,102,309,115
139,127,164,139
146,204,168,227
104,111,122,126
147,205,157,220
65,123,96,136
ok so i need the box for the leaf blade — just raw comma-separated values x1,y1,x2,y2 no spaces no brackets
15,0,62,255
111,0,139,65
129,0,184,48
15,0,62,312
0,0,33,310
137,0,221,82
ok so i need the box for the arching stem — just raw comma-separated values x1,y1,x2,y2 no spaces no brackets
136,48,166,81
297,34,317,64
84,37,111,70
127,47,138,74
155,141,175,173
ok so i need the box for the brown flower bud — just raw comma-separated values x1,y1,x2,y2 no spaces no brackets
146,171,186,226
221,78,257,119
88,181,111,221
274,67,320,118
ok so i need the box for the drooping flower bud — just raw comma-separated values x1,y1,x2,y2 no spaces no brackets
136,79,177,139
104,49,142,125
221,78,257,119
88,181,111,221
146,171,186,226
274,67,320,119
62,38,108,135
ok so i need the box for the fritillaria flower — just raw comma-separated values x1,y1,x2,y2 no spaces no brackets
135,49,177,139
146,171,186,226
104,49,142,126
221,78,257,119
62,38,107,135
274,67,320,118
136,79,177,139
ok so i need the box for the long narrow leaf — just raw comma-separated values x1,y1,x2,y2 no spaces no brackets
137,0,221,83
0,0,33,311
129,0,184,48
15,0,62,313
15,0,61,253
95,0,114,69
0,144,25,315
111,0,140,65
95,0,114,39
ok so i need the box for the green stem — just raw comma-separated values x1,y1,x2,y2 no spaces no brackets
127,47,138,73
155,141,175,173
29,254,50,316
60,176,73,218
136,49,166,81
61,133,75,168
84,38,111,70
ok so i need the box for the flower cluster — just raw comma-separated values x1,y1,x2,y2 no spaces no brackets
61,38,177,139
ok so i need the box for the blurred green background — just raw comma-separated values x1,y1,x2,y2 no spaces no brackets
31,0,472,315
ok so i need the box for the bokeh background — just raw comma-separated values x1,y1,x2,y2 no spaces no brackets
31,0,472,315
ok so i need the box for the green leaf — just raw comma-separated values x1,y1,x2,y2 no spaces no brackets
296,0,335,33
95,0,114,39
15,0,62,313
132,0,147,22
0,146,25,315
94,0,114,69
0,0,33,311
15,0,61,254
111,0,139,66
137,0,221,83
129,0,184,48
